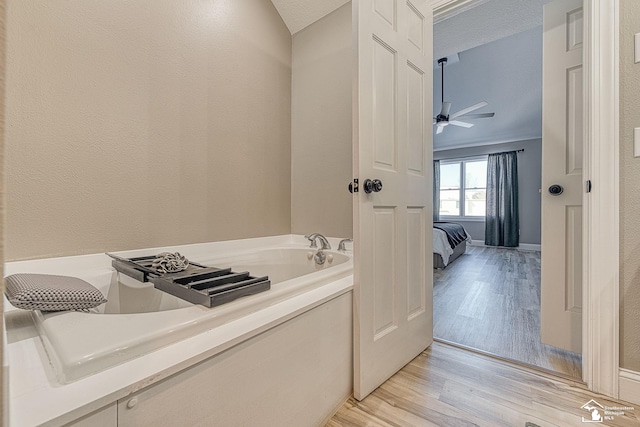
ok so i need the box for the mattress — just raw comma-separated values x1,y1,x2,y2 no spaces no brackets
433,225,471,267
434,241,466,269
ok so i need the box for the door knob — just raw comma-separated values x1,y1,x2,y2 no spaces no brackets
363,179,383,194
548,184,564,195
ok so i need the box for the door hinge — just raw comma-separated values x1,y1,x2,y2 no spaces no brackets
586,180,592,193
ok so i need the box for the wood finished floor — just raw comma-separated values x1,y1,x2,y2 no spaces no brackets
327,342,638,427
433,245,582,378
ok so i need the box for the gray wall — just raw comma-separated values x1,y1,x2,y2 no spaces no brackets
291,4,352,239
619,0,640,372
434,138,542,245
6,0,292,260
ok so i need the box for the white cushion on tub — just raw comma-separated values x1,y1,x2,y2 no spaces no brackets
5,273,107,311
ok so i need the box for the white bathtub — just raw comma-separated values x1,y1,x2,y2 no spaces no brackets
5,238,352,384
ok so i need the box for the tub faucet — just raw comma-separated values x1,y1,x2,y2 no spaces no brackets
304,233,331,250
338,238,353,252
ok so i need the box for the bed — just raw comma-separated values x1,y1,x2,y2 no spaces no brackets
433,222,471,269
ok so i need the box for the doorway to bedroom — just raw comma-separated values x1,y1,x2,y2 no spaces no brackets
431,0,583,379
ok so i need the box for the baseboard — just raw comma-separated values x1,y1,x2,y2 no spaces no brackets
470,240,541,251
518,243,542,251
320,391,352,425
619,368,640,405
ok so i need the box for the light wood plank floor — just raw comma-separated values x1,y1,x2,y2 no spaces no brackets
327,342,638,426
433,245,582,378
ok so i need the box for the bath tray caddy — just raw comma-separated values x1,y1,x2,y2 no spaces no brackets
107,253,270,308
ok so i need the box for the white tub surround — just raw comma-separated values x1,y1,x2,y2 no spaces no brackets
30,246,349,384
4,235,353,427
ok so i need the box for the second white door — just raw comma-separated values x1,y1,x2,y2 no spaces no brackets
541,0,584,354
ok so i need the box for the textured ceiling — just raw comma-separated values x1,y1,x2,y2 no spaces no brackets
272,0,545,41
434,0,493,24
270,0,350,34
434,0,555,60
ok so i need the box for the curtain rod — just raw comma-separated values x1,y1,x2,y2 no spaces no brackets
435,149,524,161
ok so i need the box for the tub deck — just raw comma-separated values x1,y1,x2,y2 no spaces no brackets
4,235,353,427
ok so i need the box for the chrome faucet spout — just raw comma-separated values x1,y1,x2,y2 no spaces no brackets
305,233,331,250
338,238,353,252
305,233,318,248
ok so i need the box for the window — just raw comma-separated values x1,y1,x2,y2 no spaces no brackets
439,157,487,218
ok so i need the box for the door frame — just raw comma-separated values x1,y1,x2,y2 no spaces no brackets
430,0,620,397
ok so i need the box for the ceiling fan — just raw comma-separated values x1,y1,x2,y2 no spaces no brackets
434,57,495,135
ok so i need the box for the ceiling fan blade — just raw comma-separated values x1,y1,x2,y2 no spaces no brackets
456,112,495,119
436,125,444,134
449,101,488,120
449,120,474,128
440,102,451,117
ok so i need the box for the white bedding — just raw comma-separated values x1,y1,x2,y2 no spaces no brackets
433,227,472,266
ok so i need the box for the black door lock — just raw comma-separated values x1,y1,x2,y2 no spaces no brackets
363,179,383,194
548,184,564,195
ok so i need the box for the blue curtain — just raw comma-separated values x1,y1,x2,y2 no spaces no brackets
485,151,519,247
433,160,440,222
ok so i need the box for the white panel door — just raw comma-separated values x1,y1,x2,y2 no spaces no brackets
353,0,433,400
541,0,584,353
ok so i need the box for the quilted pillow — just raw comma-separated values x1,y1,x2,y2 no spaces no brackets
5,273,107,311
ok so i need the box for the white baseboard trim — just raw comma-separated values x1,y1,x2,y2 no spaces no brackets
518,243,542,251
469,240,541,251
619,368,640,405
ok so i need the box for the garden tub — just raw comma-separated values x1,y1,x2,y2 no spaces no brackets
4,236,353,384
